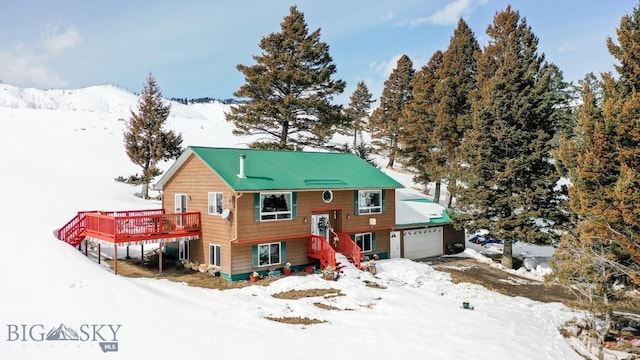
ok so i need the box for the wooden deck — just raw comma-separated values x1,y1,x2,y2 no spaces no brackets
57,209,201,246
57,209,202,275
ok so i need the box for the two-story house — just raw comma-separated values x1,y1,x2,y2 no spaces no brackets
57,146,464,280
152,146,404,281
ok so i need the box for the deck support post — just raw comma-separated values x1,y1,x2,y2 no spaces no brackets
140,244,144,260
98,243,101,264
84,239,88,257
126,246,129,259
159,243,163,273
114,245,118,275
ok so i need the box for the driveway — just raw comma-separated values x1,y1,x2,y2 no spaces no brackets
425,257,577,304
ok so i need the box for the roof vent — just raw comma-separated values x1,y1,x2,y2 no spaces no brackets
237,154,246,178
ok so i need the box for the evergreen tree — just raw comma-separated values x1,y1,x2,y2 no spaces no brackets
607,3,640,94
340,81,374,151
370,55,414,168
432,18,480,207
552,2,640,291
551,76,637,339
225,6,346,150
400,51,443,197
119,73,183,199
452,6,570,268
549,5,640,338
355,141,378,168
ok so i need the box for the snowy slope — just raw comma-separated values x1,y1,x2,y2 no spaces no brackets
0,85,582,360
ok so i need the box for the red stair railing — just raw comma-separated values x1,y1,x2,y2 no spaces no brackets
307,235,336,269
333,231,362,270
56,211,96,247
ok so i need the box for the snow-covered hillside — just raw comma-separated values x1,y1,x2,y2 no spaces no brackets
0,84,584,360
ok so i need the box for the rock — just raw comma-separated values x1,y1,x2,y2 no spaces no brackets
587,337,602,357
522,257,539,271
564,324,581,337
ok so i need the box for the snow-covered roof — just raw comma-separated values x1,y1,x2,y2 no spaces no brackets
396,198,449,226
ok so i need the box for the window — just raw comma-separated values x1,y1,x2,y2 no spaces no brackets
260,192,292,221
208,192,223,215
322,190,333,203
209,244,221,267
358,190,382,214
175,193,187,227
355,233,373,252
258,242,281,266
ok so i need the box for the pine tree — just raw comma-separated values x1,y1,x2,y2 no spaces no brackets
340,81,375,151
452,6,570,268
549,4,640,336
607,3,640,94
551,76,637,338
400,51,443,197
554,84,640,285
119,73,183,199
370,55,414,168
355,141,378,168
225,6,346,150
432,18,479,207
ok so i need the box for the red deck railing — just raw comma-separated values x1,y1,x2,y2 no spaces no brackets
334,232,362,270
307,234,337,269
57,209,201,245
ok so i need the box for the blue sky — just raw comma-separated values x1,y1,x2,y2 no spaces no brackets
0,0,636,104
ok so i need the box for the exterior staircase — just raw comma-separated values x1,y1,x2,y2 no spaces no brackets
333,231,362,270
56,211,92,247
307,231,362,271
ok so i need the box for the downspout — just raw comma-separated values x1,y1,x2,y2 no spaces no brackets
229,192,243,278
230,192,243,242
228,153,247,279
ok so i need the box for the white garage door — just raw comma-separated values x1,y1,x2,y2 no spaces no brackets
403,226,443,259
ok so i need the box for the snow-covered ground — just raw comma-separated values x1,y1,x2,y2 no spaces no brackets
0,84,585,359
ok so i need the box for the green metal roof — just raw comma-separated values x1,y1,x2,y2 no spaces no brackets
407,198,452,224
396,198,453,227
156,146,404,192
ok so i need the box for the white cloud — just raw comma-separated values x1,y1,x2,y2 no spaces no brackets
410,0,487,27
370,54,404,77
42,24,82,56
0,24,81,88
380,12,394,23
0,48,67,88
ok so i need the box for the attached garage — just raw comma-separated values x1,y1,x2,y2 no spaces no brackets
395,197,465,259
402,226,443,259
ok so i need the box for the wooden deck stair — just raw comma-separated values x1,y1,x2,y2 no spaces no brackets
56,211,94,247
333,231,362,270
306,232,362,271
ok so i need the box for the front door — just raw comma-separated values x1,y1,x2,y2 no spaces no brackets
178,240,189,261
390,231,401,258
175,193,187,227
311,214,331,241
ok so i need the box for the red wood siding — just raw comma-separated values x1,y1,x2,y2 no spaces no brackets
162,155,235,275
162,154,398,277
235,189,396,240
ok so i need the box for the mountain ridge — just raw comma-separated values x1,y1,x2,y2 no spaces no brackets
0,83,229,120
